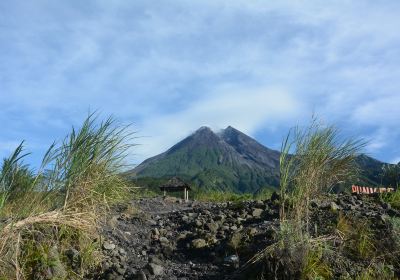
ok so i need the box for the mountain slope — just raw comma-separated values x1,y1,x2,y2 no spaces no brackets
128,126,390,193
355,154,388,186
129,126,280,193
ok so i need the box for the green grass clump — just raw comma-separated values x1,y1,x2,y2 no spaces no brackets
301,243,332,280
381,189,400,209
0,114,134,279
253,188,275,200
355,264,395,280
390,217,400,250
279,117,364,232
194,190,253,202
243,117,365,278
351,221,376,260
194,188,274,202
335,215,378,260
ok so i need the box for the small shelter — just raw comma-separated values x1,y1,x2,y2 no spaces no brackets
160,177,191,201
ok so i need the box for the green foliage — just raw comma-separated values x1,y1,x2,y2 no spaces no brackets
244,119,368,279
46,114,132,209
390,217,400,248
0,114,134,279
0,154,35,204
194,190,253,202
336,213,352,237
336,215,377,260
381,188,400,209
301,243,332,280
381,163,400,188
253,188,275,200
354,155,391,187
352,221,376,259
0,142,31,211
279,117,364,232
130,135,280,194
247,118,365,278
355,263,395,280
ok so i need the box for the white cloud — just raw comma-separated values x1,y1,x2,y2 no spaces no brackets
390,157,400,164
352,95,400,127
133,86,304,162
1,1,400,165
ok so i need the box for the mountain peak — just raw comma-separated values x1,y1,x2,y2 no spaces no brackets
192,126,216,139
224,125,240,131
195,126,213,133
129,125,387,193
131,125,281,193
222,125,243,135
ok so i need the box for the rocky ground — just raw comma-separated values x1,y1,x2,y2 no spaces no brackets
93,194,400,280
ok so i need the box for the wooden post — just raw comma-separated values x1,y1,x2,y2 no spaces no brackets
163,189,166,196
183,188,188,202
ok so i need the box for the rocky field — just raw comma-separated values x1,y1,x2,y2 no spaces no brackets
89,193,400,280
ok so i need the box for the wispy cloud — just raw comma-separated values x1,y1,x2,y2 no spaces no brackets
390,157,400,165
134,86,303,162
0,1,399,165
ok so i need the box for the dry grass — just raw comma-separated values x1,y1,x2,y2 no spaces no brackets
279,117,364,232
0,114,135,279
243,118,365,278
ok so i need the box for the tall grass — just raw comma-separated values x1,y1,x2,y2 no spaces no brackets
242,118,365,278
278,118,364,276
0,142,31,212
0,114,134,279
279,118,365,232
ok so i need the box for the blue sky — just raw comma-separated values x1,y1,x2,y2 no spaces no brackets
1,1,400,168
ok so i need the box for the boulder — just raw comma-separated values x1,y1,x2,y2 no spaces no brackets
206,222,219,233
103,241,116,251
191,238,207,249
248,227,257,237
252,208,264,218
159,237,169,244
195,220,203,227
147,262,164,276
